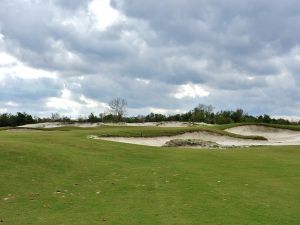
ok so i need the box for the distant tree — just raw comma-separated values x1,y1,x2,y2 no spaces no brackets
181,111,192,121
51,113,61,122
275,118,290,125
215,111,233,124
108,98,127,122
99,113,105,122
136,115,145,123
257,114,272,123
243,115,257,123
103,114,115,122
191,104,214,123
231,108,244,122
87,113,98,123
0,113,10,126
61,116,71,123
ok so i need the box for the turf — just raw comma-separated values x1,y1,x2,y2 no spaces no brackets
46,125,268,140
0,126,299,225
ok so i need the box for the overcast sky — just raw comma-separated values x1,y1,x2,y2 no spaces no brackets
0,0,300,118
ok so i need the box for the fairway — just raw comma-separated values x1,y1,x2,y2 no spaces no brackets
0,126,299,225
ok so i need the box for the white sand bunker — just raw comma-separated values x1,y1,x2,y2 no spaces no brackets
225,125,300,145
90,131,269,147
19,121,198,129
101,122,198,127
19,122,102,129
91,125,300,147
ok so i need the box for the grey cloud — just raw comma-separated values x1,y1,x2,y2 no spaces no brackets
0,76,62,103
0,0,300,116
54,0,92,10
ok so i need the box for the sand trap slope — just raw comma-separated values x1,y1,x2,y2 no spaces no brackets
92,131,268,147
226,125,300,145
19,121,195,129
19,122,102,129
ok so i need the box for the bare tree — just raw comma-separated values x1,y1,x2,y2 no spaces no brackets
108,98,127,122
51,113,61,122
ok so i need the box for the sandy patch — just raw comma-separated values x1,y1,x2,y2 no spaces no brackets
89,131,269,147
90,126,300,147
20,122,65,129
19,121,201,129
102,122,195,127
225,125,300,145
19,122,102,129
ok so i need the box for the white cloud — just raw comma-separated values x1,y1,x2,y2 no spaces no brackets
0,52,57,80
0,108,8,113
172,83,210,99
128,106,184,116
46,87,109,118
61,87,72,99
88,0,123,30
135,78,150,85
1,0,300,117
80,95,109,109
5,101,19,107
148,107,183,115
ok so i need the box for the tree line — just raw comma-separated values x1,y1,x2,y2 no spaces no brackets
0,102,298,127
123,104,296,125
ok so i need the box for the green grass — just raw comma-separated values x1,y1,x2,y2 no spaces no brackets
46,125,268,140
0,126,299,225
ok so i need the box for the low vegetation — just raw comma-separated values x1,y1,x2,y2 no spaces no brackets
163,139,221,148
1,103,299,127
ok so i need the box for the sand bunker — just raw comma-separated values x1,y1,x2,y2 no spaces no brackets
225,125,300,145
99,122,196,127
19,122,102,129
19,121,200,129
91,125,300,147
20,122,66,129
90,131,269,147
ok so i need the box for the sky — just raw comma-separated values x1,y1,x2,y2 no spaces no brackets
0,0,300,118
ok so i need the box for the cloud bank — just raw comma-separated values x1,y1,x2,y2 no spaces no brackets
0,0,300,117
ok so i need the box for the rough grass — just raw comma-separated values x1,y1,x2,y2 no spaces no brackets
0,126,299,225
0,127,11,131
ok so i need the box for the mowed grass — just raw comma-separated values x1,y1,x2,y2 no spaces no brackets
0,126,299,225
